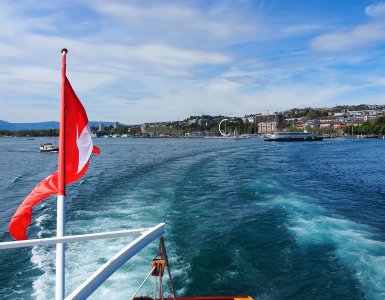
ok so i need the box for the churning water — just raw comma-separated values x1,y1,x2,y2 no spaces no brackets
1,137,385,299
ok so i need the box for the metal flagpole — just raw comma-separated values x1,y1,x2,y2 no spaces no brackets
56,48,68,300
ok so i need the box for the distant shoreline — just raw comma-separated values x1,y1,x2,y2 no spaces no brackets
2,134,385,140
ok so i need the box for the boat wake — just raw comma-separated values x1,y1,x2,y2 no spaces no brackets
31,214,55,300
264,193,385,299
30,190,188,299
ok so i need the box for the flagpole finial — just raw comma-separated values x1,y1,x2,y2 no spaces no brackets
61,48,68,55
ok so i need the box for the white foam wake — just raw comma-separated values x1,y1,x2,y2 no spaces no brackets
31,214,55,300
267,194,385,299
30,188,187,299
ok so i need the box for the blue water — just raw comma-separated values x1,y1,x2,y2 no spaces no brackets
1,137,385,299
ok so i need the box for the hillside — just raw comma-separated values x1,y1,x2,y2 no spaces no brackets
0,120,112,131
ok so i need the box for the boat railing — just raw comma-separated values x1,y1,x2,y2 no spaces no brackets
0,222,165,300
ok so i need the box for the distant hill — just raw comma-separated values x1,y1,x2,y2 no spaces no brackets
0,120,113,131
0,120,59,130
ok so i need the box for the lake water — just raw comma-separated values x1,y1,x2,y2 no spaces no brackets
1,137,385,299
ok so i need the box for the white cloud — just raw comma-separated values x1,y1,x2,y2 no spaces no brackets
93,2,196,23
365,2,385,17
283,23,324,35
88,0,267,45
311,2,385,52
131,44,231,74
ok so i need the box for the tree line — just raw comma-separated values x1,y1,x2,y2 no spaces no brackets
343,116,385,135
0,129,59,137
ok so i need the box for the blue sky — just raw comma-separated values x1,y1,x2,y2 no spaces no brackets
1,0,385,123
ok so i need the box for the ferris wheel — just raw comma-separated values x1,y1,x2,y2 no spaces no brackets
218,119,231,137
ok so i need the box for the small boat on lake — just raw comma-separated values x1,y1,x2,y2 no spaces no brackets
39,143,59,152
264,132,323,141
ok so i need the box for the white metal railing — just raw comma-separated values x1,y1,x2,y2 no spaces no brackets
0,223,165,300
0,228,152,250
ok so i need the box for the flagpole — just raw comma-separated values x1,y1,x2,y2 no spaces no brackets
56,48,68,300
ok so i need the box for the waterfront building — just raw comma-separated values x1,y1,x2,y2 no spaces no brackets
294,123,305,129
286,117,304,126
363,113,378,122
334,122,347,129
305,119,320,128
258,121,278,134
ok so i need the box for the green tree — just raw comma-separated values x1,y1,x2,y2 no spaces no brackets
379,124,385,135
343,125,354,134
372,116,385,126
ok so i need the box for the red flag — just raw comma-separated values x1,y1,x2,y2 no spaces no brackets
9,77,100,240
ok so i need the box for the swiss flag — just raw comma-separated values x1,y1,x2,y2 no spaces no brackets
9,77,100,240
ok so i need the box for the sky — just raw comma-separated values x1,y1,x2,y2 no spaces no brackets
1,0,385,124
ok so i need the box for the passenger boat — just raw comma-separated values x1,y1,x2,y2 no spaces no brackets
264,132,323,141
40,143,59,152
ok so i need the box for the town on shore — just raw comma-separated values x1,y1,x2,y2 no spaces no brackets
91,104,385,139
2,104,385,138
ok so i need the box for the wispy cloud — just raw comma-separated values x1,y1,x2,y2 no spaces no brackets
311,2,385,52
89,0,267,45
224,75,267,85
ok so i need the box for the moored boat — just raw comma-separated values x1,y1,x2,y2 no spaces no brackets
264,132,323,141
39,143,59,152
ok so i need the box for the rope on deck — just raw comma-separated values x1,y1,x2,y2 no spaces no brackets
159,237,177,300
131,237,176,300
